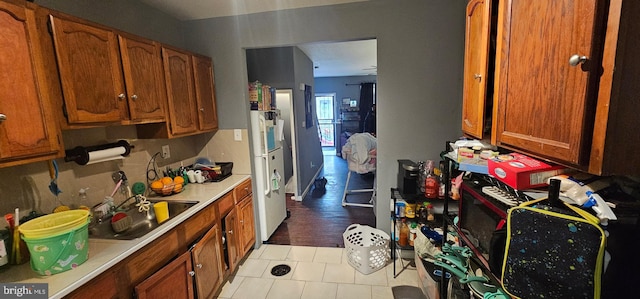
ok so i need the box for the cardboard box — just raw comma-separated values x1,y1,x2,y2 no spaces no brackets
487,153,566,190
458,158,489,174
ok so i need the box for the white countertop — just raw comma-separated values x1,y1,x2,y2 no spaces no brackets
0,174,251,299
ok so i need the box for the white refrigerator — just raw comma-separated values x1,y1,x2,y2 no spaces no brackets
250,110,286,241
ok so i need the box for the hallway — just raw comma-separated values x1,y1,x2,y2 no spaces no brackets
267,151,376,247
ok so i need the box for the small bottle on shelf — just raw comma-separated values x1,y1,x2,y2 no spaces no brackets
427,203,435,222
437,161,446,199
424,160,438,199
398,219,409,247
409,222,418,246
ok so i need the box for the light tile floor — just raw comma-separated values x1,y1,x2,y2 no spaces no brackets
218,244,419,299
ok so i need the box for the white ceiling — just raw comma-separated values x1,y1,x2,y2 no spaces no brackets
138,0,376,78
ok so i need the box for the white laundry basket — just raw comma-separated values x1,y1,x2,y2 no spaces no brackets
343,224,391,274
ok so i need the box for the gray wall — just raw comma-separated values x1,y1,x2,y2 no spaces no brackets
36,0,185,47
183,0,466,231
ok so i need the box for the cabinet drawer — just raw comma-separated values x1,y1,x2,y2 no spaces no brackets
216,192,234,217
183,203,217,246
126,230,179,284
234,179,252,203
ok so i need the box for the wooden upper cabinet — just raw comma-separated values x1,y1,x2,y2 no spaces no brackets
462,0,492,139
193,55,218,132
49,15,126,124
0,1,62,166
492,0,600,165
162,47,198,136
118,35,166,123
192,224,224,299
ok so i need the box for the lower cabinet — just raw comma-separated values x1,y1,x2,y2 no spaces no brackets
238,197,255,255
135,251,195,299
135,224,224,299
192,225,224,299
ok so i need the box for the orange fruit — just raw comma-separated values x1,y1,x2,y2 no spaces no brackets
174,176,184,184
150,180,163,189
161,177,173,185
173,183,183,193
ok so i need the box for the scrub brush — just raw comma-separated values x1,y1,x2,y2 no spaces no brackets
111,212,132,233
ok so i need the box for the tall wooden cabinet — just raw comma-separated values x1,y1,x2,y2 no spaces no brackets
462,0,493,139
193,54,219,132
0,0,63,168
492,0,603,165
162,46,199,136
466,0,640,175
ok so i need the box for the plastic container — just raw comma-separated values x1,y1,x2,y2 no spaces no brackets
19,210,89,239
343,224,390,275
21,221,89,276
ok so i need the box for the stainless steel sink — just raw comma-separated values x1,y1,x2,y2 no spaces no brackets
88,200,197,240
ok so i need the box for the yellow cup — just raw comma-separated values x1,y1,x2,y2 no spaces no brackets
153,201,169,224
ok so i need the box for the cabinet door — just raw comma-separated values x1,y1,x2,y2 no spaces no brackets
49,15,126,124
118,35,166,122
0,2,61,163
192,224,224,299
238,197,255,255
162,47,198,136
224,208,240,272
462,0,492,139
192,55,218,132
135,250,194,299
493,0,600,164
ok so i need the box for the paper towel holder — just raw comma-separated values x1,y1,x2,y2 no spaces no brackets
64,140,133,165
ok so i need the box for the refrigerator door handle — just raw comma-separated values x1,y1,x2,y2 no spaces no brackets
261,155,271,196
259,113,270,156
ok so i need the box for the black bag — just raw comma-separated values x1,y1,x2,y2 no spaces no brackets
501,198,606,299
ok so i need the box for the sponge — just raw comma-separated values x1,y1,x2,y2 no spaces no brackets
111,212,132,233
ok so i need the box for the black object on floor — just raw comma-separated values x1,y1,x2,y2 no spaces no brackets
270,264,291,276
392,285,427,299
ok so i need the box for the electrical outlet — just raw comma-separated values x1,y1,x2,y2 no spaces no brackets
234,129,242,141
161,145,170,159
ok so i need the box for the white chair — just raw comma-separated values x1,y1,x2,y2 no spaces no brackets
341,141,376,208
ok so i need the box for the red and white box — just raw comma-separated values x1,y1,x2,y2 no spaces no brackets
487,153,566,190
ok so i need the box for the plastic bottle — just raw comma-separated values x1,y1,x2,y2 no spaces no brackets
409,222,418,246
427,203,435,222
417,203,427,225
399,219,409,247
425,161,438,199
437,161,446,199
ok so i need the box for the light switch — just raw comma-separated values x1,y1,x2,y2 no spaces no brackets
234,129,242,141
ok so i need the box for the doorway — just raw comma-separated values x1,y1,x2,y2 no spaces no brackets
315,93,336,156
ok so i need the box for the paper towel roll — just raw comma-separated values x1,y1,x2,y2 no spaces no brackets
86,146,127,165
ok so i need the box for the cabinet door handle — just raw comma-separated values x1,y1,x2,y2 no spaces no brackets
473,73,482,81
199,108,205,112
569,54,588,67
189,271,195,277
0,114,6,122
131,94,138,100
240,220,244,224
118,93,126,100
228,230,233,235
196,263,203,269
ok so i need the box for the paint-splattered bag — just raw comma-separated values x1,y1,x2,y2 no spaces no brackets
501,198,606,299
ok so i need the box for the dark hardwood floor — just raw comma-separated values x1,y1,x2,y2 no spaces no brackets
266,151,376,247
